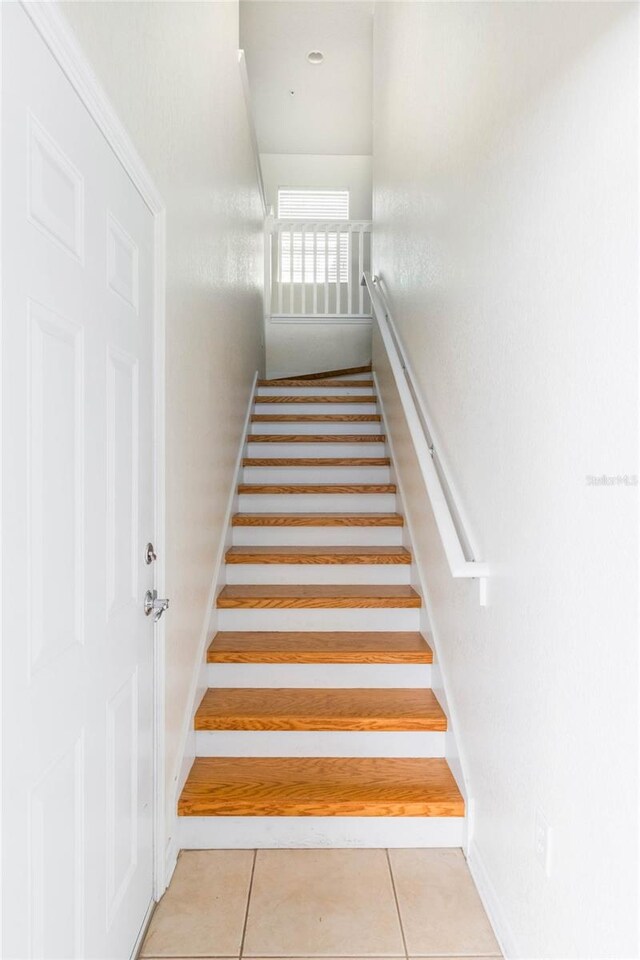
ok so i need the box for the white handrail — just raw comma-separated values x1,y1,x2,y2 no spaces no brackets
362,272,489,584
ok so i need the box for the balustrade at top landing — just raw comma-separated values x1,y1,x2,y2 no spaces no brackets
267,219,372,318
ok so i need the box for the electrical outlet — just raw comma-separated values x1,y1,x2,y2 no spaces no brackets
534,808,552,877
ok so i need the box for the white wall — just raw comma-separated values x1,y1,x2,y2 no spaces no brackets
261,153,372,218
266,318,371,379
372,3,638,958
61,0,264,860
261,154,373,376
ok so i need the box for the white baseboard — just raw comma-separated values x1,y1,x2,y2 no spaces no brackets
129,899,156,960
467,838,518,960
163,831,179,891
179,816,465,849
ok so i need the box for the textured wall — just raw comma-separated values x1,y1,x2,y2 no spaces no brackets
372,3,638,957
265,319,372,379
260,154,372,219
61,0,264,853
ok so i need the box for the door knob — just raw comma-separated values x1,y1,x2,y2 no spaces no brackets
144,589,169,622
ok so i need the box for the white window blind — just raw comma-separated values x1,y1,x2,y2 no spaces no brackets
277,189,350,284
277,189,349,220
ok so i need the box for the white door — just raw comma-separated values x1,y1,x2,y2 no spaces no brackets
2,5,158,958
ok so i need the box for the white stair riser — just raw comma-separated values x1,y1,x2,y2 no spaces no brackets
205,663,431,687
250,421,382,435
225,562,410,585
256,386,374,396
255,402,378,415
179,817,465,849
238,494,397,513
243,466,391,483
195,729,442,757
217,608,421,632
232,526,404,547
246,442,387,458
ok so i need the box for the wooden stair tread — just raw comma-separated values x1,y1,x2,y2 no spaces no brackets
232,513,404,526
195,688,445,731
225,546,411,565
268,364,372,382
255,395,377,404
257,379,375,388
242,458,391,467
207,631,433,663
247,434,385,443
216,584,421,608
251,414,381,422
178,757,463,817
238,483,396,494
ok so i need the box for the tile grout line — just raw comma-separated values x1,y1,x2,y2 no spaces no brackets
238,848,258,959
385,848,409,960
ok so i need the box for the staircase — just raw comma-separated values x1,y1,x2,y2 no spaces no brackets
178,368,465,848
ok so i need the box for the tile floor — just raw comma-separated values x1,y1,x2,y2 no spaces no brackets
139,848,501,960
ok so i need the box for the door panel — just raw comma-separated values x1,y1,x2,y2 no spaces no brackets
2,6,157,958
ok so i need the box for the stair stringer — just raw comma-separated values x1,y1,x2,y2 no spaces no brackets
373,370,472,853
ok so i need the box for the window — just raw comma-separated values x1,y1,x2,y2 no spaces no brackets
278,189,349,221
277,188,350,284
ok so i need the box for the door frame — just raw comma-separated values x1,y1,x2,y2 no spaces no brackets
14,0,169,904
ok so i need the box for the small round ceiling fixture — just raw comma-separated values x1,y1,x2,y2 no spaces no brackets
307,51,324,64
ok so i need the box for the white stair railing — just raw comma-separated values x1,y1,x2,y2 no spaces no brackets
269,219,372,317
362,272,489,600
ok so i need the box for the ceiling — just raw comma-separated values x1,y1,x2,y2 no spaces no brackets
240,1,373,156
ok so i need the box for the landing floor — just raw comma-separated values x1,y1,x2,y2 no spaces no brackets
139,848,501,959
